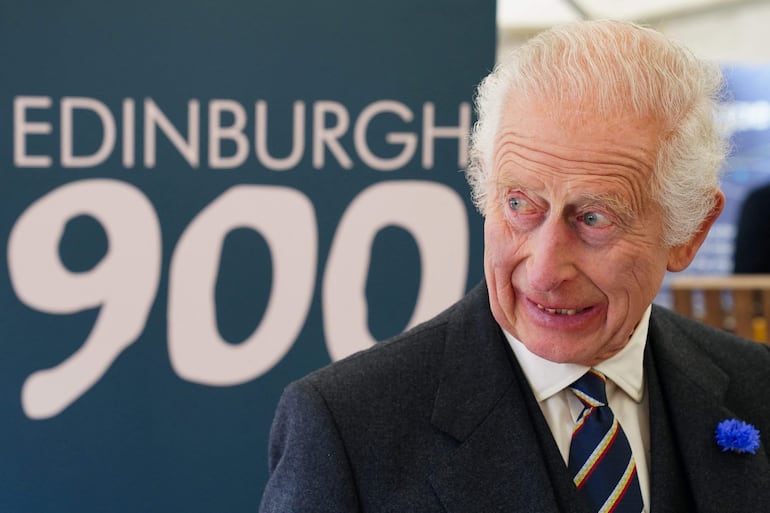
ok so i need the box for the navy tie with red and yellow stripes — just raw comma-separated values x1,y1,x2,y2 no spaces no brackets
567,370,644,513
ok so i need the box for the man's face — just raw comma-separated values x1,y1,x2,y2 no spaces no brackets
484,98,695,366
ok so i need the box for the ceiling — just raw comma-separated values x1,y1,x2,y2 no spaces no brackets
497,0,770,64
498,0,767,30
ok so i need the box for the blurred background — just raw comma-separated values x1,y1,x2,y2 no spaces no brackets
499,0,770,63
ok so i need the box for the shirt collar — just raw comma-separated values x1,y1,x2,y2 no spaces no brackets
505,305,650,403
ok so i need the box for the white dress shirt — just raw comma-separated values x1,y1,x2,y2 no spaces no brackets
504,305,651,512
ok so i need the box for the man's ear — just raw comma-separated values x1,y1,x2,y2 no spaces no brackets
667,190,725,272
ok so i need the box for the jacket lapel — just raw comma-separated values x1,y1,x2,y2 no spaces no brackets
648,308,770,512
645,340,697,512
426,284,568,513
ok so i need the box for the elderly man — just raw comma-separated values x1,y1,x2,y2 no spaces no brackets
260,20,770,513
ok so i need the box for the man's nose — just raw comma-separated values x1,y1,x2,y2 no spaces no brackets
526,217,579,292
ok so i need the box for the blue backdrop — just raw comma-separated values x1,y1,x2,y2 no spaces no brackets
0,1,495,511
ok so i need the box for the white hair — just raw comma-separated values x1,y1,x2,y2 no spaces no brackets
467,19,727,247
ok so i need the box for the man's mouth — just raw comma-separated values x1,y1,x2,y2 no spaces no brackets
535,303,589,316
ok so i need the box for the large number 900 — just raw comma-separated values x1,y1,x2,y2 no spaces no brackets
7,178,469,419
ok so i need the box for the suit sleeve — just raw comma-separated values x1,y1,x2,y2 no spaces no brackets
259,380,361,513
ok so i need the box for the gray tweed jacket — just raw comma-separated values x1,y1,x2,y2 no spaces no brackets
260,282,770,512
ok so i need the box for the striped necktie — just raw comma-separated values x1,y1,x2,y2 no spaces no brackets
567,370,644,513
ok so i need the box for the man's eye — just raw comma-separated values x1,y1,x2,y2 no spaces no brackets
508,197,530,212
579,211,611,227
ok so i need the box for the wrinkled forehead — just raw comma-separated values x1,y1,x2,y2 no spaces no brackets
491,95,664,212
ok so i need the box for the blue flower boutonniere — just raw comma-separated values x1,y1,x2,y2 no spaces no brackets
715,418,761,454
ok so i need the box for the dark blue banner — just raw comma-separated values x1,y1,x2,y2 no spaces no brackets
0,1,495,511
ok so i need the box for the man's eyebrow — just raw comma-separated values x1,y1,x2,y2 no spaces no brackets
578,191,635,220
494,177,528,192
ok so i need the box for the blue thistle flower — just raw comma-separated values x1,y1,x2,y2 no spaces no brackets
715,418,761,454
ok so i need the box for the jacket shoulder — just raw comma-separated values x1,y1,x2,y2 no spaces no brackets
301,282,490,397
